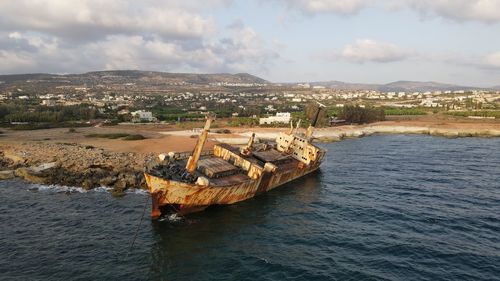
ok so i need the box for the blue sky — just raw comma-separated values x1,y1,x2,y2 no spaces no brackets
0,0,499,86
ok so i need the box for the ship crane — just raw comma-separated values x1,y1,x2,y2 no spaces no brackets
144,107,326,219
185,113,216,173
305,101,326,141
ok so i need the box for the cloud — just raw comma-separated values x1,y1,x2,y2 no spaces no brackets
0,0,223,42
279,0,371,15
214,25,280,72
0,0,280,75
275,0,500,23
0,26,278,75
482,51,500,68
323,39,414,63
0,50,36,73
402,0,500,24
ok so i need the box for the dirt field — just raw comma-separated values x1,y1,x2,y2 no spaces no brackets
1,115,499,155
0,125,217,154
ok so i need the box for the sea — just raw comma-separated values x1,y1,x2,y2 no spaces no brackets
1,135,499,281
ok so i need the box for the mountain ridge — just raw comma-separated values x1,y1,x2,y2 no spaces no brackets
0,70,495,92
309,80,486,92
0,70,269,85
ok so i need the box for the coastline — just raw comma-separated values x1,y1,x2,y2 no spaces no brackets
213,120,500,144
1,119,499,190
0,142,152,196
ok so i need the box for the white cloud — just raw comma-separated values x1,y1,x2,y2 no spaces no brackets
407,0,500,23
8,32,22,40
479,51,500,68
333,39,414,63
0,0,227,41
0,26,278,74
215,25,280,72
280,0,371,15
276,0,500,23
0,50,36,73
402,0,500,23
0,0,280,75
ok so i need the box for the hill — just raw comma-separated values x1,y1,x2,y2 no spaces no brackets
310,80,484,92
0,70,268,88
378,81,478,92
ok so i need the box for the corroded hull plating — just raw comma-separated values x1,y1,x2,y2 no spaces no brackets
145,107,327,219
144,160,321,218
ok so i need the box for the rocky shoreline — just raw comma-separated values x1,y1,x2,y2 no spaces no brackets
0,143,154,195
1,123,499,191
314,124,500,142
214,124,500,144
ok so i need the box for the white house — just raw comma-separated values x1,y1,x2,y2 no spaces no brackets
259,112,291,125
131,110,157,122
41,99,56,106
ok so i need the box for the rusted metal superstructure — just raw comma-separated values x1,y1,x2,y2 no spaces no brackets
144,107,326,219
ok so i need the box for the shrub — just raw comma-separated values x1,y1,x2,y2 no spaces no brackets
339,105,385,124
215,129,231,134
101,120,120,126
228,117,258,127
122,134,146,141
445,110,500,118
8,122,91,130
384,107,427,115
68,128,77,133
85,133,130,139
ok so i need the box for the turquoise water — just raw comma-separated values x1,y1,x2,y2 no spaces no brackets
1,135,499,280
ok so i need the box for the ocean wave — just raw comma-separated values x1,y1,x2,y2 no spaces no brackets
28,184,148,195
126,188,149,195
93,186,113,193
29,184,88,194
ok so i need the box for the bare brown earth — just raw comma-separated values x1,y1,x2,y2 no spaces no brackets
0,125,217,193
1,116,499,191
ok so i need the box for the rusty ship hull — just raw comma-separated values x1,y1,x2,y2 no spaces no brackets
145,109,326,219
145,147,323,217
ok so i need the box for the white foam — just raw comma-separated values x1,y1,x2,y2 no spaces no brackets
28,184,149,195
29,184,88,193
159,213,183,222
125,188,150,195
93,186,113,193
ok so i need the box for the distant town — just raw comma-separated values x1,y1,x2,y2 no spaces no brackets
0,71,499,128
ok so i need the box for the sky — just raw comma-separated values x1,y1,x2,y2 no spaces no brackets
0,0,500,86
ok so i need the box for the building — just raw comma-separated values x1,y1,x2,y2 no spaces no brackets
131,110,157,122
259,112,291,125
41,99,56,106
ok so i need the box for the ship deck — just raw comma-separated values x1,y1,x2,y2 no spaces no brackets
147,143,303,188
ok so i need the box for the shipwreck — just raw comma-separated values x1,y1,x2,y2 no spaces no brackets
144,106,326,219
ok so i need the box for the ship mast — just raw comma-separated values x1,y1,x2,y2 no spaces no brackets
240,133,255,156
185,113,216,173
305,102,326,140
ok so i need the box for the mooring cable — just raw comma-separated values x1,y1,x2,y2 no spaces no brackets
126,193,149,258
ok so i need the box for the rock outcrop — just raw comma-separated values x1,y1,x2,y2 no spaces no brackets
0,143,153,191
0,170,15,180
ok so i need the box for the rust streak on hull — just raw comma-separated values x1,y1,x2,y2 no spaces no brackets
144,109,326,218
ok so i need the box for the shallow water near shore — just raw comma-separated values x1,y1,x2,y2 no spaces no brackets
1,135,499,281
